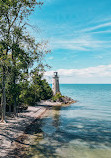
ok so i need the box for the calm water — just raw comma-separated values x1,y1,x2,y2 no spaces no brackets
25,84,111,158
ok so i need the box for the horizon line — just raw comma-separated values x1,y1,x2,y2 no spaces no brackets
49,83,111,84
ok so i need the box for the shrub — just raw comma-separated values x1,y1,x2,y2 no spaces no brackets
52,92,63,102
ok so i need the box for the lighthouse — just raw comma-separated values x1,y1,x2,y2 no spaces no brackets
52,72,60,95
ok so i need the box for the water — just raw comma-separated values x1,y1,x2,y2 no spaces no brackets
25,84,111,158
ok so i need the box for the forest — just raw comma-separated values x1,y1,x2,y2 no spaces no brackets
0,0,53,123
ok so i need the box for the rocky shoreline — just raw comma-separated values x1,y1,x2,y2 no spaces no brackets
37,96,76,106
3,97,76,158
0,97,76,158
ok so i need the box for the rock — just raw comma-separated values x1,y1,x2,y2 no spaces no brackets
51,95,76,105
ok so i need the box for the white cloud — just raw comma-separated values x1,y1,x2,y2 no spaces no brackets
44,65,111,83
45,65,111,79
46,19,111,51
30,16,111,52
92,30,111,34
47,56,54,60
81,22,111,32
49,36,111,51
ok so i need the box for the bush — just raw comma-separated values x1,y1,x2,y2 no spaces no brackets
19,74,53,106
4,69,53,110
52,92,63,102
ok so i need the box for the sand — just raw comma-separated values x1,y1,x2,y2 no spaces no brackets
0,100,75,158
0,106,48,158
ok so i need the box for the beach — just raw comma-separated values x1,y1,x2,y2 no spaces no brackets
0,97,75,158
0,106,48,158
6,84,110,158
0,84,111,158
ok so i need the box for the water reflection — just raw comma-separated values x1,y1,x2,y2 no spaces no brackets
52,106,61,128
23,105,111,158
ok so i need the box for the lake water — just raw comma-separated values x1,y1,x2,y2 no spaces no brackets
25,84,111,158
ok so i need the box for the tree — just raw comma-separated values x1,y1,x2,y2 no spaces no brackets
0,43,11,122
0,0,44,122
19,67,53,106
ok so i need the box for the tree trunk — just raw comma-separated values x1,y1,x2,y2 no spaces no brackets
12,52,17,117
9,105,11,114
1,66,6,123
13,74,17,117
14,95,17,116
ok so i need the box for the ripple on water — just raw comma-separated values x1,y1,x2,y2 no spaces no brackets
25,84,111,158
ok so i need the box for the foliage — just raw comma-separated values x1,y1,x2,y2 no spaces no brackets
52,92,63,102
0,0,52,120
19,69,53,106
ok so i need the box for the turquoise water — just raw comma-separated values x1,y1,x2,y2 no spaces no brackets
26,84,111,158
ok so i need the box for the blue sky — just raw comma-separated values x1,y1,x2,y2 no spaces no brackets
28,0,111,83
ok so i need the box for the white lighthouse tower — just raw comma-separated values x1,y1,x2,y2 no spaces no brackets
52,72,60,95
